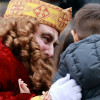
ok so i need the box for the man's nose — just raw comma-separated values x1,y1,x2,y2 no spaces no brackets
46,46,54,58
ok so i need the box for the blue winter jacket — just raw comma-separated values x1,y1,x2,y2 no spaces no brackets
53,34,100,100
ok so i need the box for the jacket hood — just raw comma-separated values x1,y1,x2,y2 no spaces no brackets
60,34,100,89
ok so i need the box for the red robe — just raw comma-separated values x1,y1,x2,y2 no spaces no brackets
0,39,35,100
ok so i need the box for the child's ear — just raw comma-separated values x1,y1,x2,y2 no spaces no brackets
71,30,79,42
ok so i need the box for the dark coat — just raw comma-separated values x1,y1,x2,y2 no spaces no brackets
53,34,100,100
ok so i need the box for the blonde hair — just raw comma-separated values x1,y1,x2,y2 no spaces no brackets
0,15,54,94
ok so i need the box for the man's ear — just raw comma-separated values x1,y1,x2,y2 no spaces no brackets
71,30,79,42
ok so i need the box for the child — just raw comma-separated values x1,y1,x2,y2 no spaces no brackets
53,3,100,100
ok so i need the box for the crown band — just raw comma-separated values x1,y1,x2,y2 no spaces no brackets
5,0,72,33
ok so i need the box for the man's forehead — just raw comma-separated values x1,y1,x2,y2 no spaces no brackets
38,24,58,34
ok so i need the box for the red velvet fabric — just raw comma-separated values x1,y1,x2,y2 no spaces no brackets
0,39,35,100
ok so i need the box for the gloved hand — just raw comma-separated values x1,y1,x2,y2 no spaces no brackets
49,74,82,100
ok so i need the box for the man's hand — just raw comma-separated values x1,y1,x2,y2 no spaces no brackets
49,74,82,100
18,79,30,93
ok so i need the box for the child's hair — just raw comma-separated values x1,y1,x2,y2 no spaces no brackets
0,16,54,94
74,3,100,40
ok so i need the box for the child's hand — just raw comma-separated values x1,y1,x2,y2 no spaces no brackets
18,78,30,93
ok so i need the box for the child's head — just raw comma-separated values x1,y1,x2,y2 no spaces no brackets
71,3,100,42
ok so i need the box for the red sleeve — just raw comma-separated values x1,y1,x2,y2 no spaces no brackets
0,40,36,100
0,92,35,100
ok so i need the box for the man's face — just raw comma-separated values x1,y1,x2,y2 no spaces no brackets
34,24,59,58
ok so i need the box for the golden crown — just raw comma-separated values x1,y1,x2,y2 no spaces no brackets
5,0,72,33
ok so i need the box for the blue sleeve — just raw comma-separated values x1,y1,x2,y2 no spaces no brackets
52,47,70,84
86,95,100,100
52,63,68,83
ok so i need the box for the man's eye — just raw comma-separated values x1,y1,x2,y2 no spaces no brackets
43,37,51,43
